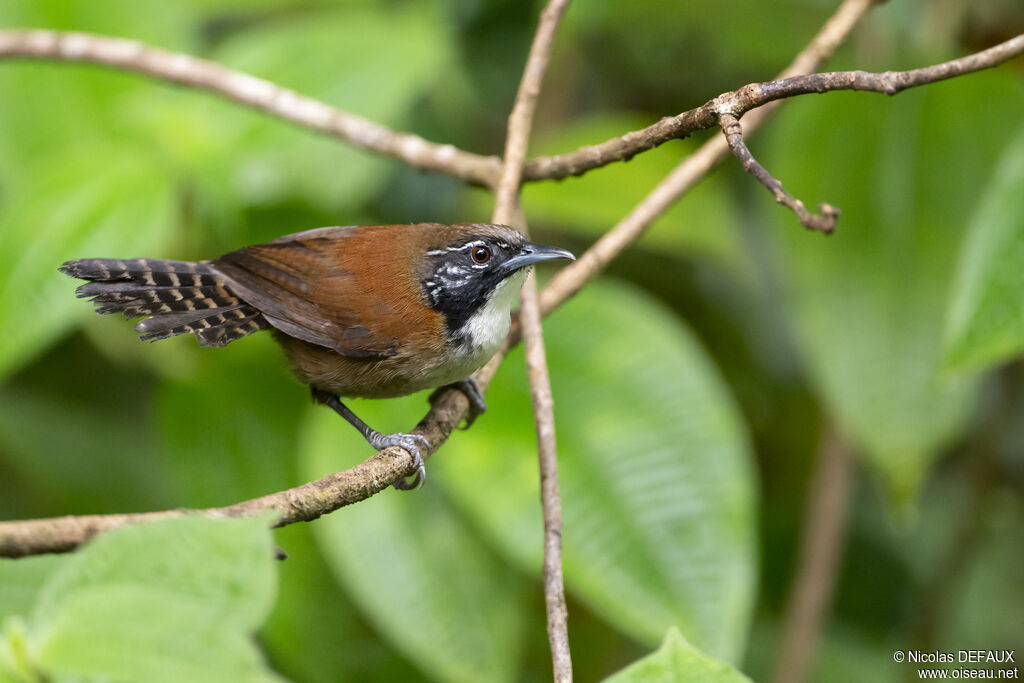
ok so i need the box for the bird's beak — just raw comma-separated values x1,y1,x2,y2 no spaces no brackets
501,242,575,273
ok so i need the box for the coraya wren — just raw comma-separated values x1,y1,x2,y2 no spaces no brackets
61,222,574,488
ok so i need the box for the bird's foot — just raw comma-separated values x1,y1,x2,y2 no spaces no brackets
430,377,487,429
368,431,430,490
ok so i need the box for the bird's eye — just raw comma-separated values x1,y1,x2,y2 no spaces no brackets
471,246,491,264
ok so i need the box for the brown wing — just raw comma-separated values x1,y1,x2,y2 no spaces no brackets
211,225,403,359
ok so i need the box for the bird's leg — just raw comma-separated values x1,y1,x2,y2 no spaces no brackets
429,377,487,429
311,388,429,490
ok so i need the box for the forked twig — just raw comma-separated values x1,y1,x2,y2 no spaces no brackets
0,30,501,186
720,113,839,233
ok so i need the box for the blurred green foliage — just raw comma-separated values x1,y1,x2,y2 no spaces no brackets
1,517,281,682
1,0,1023,681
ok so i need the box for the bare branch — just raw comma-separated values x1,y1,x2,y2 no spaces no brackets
522,32,1024,182
0,388,476,557
493,0,574,679
0,30,501,187
720,113,839,234
771,425,855,683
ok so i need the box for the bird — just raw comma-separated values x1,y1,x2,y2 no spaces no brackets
60,222,574,488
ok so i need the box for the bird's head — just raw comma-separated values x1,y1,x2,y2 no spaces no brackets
418,223,574,344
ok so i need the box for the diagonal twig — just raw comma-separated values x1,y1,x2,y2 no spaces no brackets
0,30,502,187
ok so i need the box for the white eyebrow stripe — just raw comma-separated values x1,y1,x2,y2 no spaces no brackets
427,240,488,257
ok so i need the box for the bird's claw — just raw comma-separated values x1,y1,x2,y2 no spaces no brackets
369,432,430,490
430,378,487,429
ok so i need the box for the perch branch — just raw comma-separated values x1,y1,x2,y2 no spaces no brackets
720,113,839,233
492,0,574,679
0,30,501,187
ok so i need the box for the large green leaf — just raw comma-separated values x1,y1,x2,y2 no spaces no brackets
761,70,1024,500
0,149,176,380
0,556,62,625
943,124,1024,373
436,278,756,662
0,516,282,683
261,524,426,683
301,409,525,683
604,627,752,683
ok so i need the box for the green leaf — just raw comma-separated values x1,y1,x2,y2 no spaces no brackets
261,524,426,683
604,627,752,683
300,410,525,683
437,278,756,662
32,517,275,630
36,588,283,683
943,123,1024,373
9,516,283,683
761,70,1024,500
0,149,176,380
0,556,62,625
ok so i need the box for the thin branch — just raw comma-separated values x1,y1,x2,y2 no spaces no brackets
493,0,574,680
771,424,855,683
521,31,1024,182
720,113,839,234
538,0,877,315
0,30,501,187
0,0,877,560
0,389,473,557
522,274,572,683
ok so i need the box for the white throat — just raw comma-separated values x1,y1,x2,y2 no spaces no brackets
458,268,528,353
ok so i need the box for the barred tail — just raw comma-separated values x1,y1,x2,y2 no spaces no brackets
60,258,269,347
